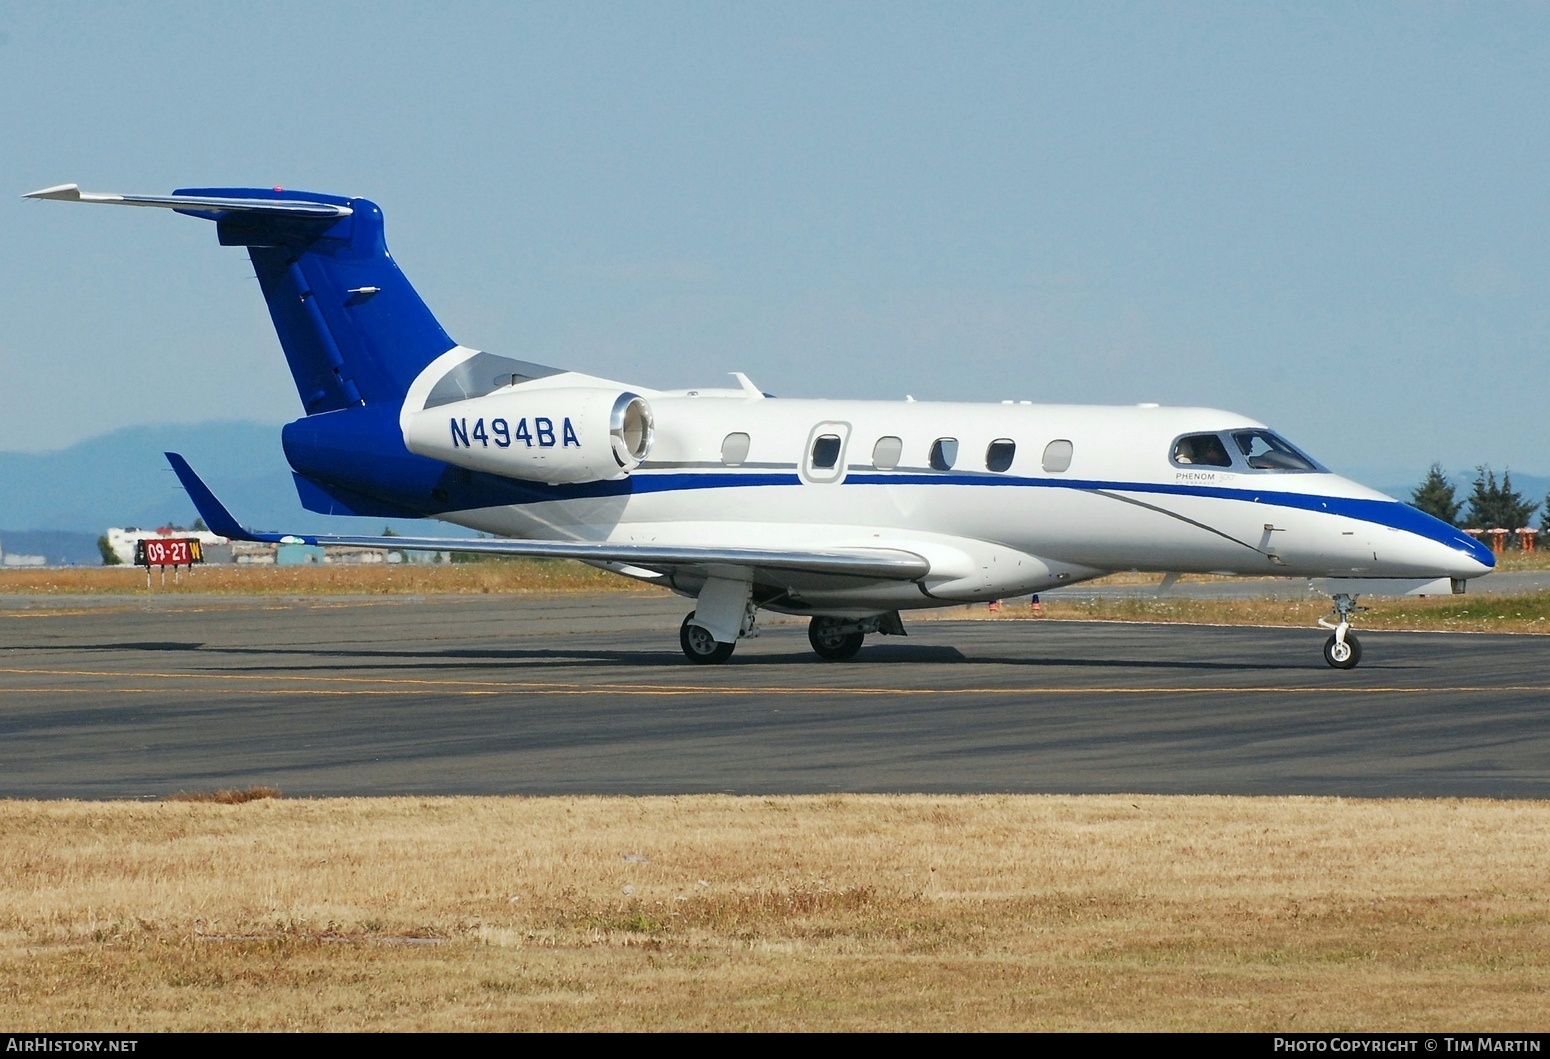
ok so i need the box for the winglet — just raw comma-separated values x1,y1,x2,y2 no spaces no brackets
164,452,264,542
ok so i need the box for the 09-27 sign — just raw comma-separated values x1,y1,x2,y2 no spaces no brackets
135,538,203,568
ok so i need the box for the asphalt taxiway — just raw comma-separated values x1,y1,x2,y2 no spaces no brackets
3,593,1548,799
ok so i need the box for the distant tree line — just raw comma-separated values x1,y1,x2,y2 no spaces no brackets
1409,464,1543,540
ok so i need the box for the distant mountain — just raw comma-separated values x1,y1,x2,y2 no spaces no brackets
0,530,102,566
0,421,475,543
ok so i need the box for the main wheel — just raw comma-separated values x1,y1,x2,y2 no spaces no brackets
680,613,735,664
809,616,865,661
1323,632,1362,669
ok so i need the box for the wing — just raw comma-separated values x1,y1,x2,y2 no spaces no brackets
165,453,930,582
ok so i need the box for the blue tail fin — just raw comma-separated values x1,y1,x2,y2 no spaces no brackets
174,187,455,414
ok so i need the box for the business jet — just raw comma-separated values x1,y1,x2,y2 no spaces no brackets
25,183,1494,668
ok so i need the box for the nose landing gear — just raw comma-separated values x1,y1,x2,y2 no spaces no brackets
1317,592,1365,669
1322,631,1362,669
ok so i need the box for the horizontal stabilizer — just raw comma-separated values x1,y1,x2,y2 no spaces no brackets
165,453,930,581
23,183,351,218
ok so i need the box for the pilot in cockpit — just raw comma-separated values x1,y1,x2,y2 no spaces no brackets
1173,434,1231,467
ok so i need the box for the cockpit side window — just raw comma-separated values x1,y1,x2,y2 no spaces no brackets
1171,433,1233,468
1232,430,1320,472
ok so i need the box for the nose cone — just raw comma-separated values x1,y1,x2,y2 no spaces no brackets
1452,528,1496,573
1397,507,1495,577
1321,485,1495,579
1428,525,1495,577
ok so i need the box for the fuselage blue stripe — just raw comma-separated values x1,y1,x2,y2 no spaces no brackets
616,469,1493,566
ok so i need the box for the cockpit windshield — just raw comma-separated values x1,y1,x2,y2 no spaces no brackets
1171,434,1233,467
1172,430,1324,472
1230,430,1321,472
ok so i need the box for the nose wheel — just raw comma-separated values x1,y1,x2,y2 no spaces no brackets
1317,592,1366,669
1322,631,1362,669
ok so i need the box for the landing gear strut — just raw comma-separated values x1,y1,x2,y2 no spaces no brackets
1317,593,1365,669
680,612,736,664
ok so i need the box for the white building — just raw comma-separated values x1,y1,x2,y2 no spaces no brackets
0,540,46,566
104,526,229,567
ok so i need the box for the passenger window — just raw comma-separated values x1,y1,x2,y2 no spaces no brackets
811,434,842,470
986,439,1016,473
721,432,750,466
1172,434,1232,468
872,436,903,470
1042,439,1073,473
929,438,958,471
1231,430,1319,471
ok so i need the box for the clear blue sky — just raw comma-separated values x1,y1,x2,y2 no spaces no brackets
2,1,1547,485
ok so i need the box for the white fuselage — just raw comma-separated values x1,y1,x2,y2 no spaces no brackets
400,355,1492,615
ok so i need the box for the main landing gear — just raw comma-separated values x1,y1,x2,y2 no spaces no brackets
680,612,736,665
808,615,865,661
806,613,904,662
677,609,905,664
1317,592,1365,669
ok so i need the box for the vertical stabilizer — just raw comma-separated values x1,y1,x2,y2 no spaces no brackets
24,183,458,414
171,187,456,414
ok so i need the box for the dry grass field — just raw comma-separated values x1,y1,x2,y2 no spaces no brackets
0,560,651,597
2,794,1547,1031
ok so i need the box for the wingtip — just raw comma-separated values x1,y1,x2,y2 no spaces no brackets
23,183,81,201
163,452,248,541
164,451,195,479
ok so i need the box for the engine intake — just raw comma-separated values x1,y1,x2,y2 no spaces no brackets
402,387,654,484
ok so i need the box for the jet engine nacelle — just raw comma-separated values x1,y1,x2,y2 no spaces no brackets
402,387,654,484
